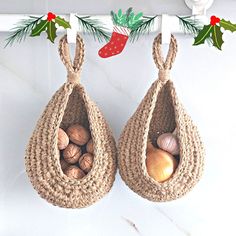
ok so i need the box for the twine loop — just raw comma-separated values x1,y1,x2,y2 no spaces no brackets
153,34,178,82
58,34,85,83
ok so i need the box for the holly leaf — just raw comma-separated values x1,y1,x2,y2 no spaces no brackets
55,16,71,29
219,19,236,32
134,12,143,21
129,12,134,20
121,15,127,25
46,21,57,43
30,20,48,37
128,12,143,29
193,24,213,46
118,9,122,18
127,12,134,25
212,25,224,50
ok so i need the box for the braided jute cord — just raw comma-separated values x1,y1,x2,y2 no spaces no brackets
58,34,85,83
153,34,178,82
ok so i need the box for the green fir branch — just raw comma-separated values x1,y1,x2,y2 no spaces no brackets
76,15,110,42
5,15,44,47
177,15,213,45
177,15,202,35
129,15,157,42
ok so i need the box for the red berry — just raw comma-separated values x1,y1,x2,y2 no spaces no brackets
47,12,56,21
210,15,220,26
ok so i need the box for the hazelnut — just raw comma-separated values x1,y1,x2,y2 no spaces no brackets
66,124,90,146
58,128,69,150
60,159,70,171
79,153,93,173
86,139,94,154
63,144,82,164
64,165,85,179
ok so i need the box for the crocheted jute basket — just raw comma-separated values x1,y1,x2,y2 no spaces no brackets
25,34,117,208
118,34,204,202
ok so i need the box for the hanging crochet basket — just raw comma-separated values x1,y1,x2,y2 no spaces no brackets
118,34,204,202
25,35,117,208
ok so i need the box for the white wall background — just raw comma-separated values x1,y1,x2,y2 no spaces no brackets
1,1,236,235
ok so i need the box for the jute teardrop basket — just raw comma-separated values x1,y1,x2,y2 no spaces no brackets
118,34,204,202
25,35,117,208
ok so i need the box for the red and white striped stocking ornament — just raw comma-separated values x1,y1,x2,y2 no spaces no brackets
98,26,130,58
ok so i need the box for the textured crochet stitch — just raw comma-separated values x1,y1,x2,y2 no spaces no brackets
25,34,117,208
118,34,205,202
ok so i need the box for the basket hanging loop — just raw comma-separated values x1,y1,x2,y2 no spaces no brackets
58,34,85,83
153,33,178,82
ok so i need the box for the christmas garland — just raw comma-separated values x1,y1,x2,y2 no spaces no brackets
5,12,110,47
5,13,70,47
5,9,236,53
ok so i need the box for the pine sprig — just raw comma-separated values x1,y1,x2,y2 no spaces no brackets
177,15,202,35
76,15,110,42
5,15,44,47
177,15,213,44
129,15,157,42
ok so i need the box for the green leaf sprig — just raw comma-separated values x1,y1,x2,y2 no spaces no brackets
111,8,143,30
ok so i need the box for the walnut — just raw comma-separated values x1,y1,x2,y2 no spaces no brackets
58,128,69,150
63,144,82,164
60,159,70,171
66,124,90,146
64,165,85,179
79,153,93,173
86,139,94,154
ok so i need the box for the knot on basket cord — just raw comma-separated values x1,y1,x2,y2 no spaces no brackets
158,69,170,82
67,71,81,83
152,34,178,83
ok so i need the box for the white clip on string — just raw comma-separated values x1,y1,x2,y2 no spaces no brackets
67,13,78,44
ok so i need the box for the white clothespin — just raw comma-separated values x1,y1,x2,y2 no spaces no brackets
161,14,171,44
67,13,78,43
